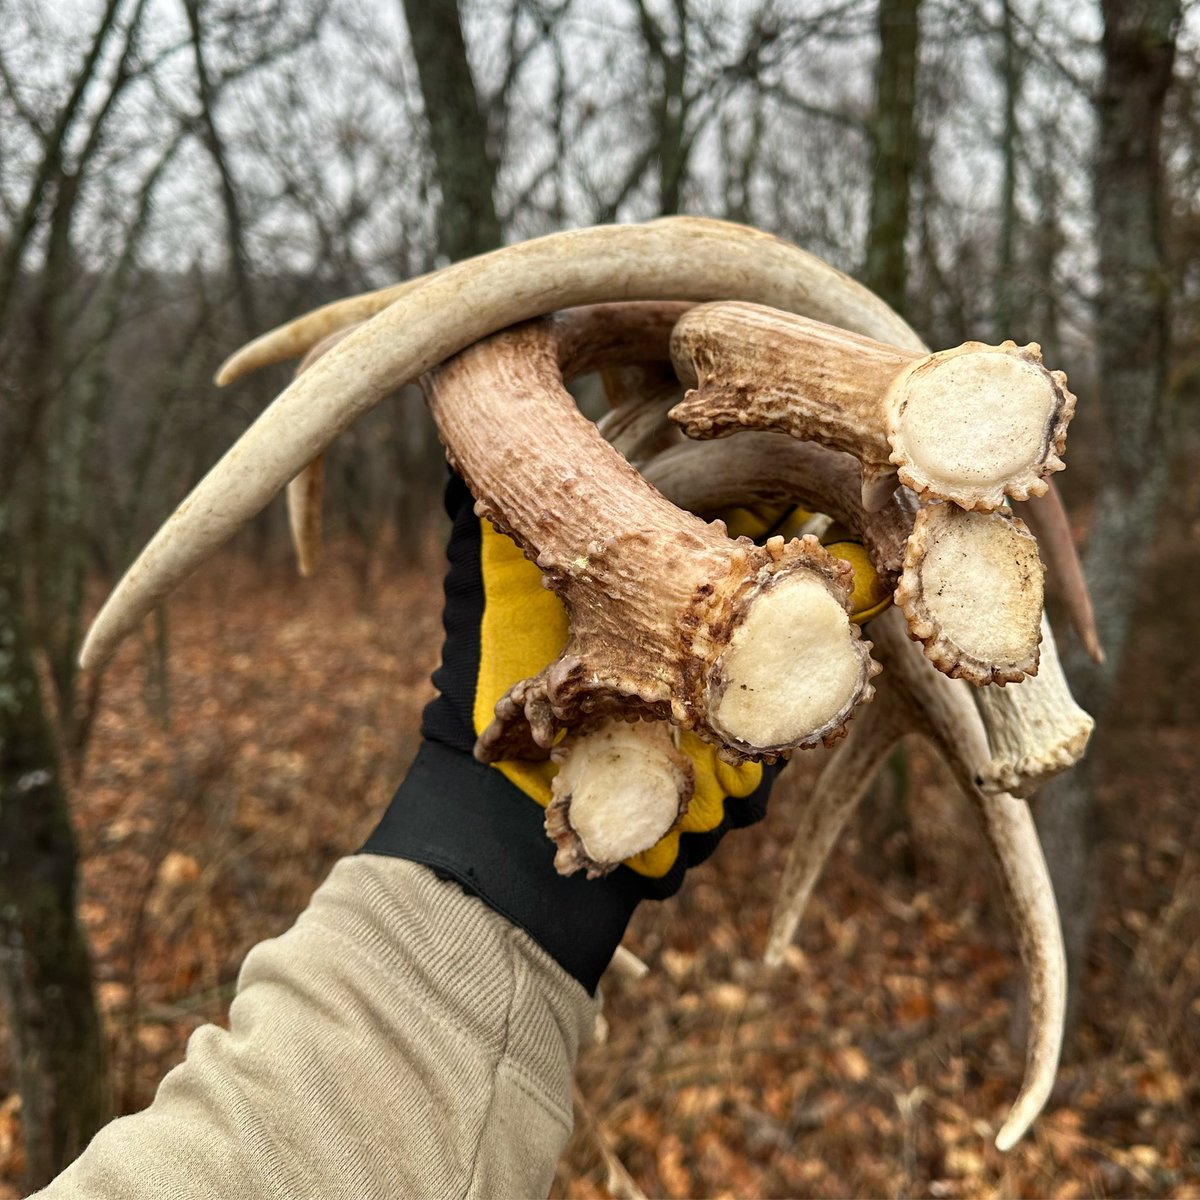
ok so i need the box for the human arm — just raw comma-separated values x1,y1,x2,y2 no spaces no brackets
35,850,595,1200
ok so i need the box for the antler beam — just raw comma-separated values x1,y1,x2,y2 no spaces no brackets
670,301,1076,513
82,217,928,671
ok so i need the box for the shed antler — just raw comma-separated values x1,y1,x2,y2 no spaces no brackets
670,301,1076,513
763,608,1066,1153
82,217,929,672
425,312,877,764
77,214,1095,1160
641,433,1092,794
288,324,363,577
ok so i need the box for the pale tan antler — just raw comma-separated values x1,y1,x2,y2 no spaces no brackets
642,431,1091,787
634,427,1069,1148
287,324,364,576
214,215,924,387
595,362,686,467
763,607,1066,1152
670,301,1076,513
1021,486,1104,663
974,612,1095,797
82,219,928,671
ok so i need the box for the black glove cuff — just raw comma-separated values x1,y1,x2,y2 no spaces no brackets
361,739,643,993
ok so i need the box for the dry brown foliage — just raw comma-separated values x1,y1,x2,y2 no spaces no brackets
1,485,1198,1197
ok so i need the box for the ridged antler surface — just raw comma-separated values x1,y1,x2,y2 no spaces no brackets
423,312,878,765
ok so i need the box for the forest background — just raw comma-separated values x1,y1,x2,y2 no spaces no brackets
1,0,1198,1195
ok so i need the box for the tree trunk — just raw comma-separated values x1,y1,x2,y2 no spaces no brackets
183,0,259,334
864,0,921,313
994,0,1022,340
401,0,502,262
1034,0,1180,1031
0,504,109,1190
860,0,922,878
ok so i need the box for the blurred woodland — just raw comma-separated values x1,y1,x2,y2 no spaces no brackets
1,0,1199,1195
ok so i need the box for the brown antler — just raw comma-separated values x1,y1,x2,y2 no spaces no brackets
424,312,877,764
670,301,1076,513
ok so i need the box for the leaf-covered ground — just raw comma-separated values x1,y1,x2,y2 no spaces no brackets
1,507,1197,1197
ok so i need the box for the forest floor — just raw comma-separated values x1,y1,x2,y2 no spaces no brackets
1,490,1198,1197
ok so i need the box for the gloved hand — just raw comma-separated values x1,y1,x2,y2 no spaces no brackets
363,476,889,992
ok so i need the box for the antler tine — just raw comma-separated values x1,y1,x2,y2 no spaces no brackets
866,610,1067,1151
83,218,924,672
762,697,911,968
215,215,924,387
286,323,365,577
1021,486,1105,663
974,612,1095,797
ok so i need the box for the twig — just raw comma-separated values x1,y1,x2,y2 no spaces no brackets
571,1083,647,1200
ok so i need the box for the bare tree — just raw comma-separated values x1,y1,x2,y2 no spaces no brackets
865,0,922,312
401,0,502,259
1035,0,1183,1026
0,504,109,1190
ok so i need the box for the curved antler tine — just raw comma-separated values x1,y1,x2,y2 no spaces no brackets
1021,484,1105,664
597,385,684,467
83,219,922,671
763,693,909,967
867,609,1066,1150
643,434,916,585
972,787,1068,1151
286,324,366,577
216,278,423,386
216,214,925,386
286,454,325,578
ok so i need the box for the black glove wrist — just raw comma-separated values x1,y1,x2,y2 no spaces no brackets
362,740,642,993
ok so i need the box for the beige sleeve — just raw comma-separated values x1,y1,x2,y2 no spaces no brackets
34,856,598,1200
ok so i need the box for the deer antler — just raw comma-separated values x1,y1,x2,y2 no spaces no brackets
974,612,1095,796
214,216,924,388
641,433,1091,790
670,301,1076,513
763,607,1066,1153
425,312,877,764
287,324,364,576
1021,487,1104,663
83,218,932,672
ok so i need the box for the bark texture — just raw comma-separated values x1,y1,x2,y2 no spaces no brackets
1035,0,1181,1032
864,0,922,313
0,506,109,1190
401,0,502,261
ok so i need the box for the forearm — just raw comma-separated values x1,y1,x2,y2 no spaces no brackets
35,856,596,1200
